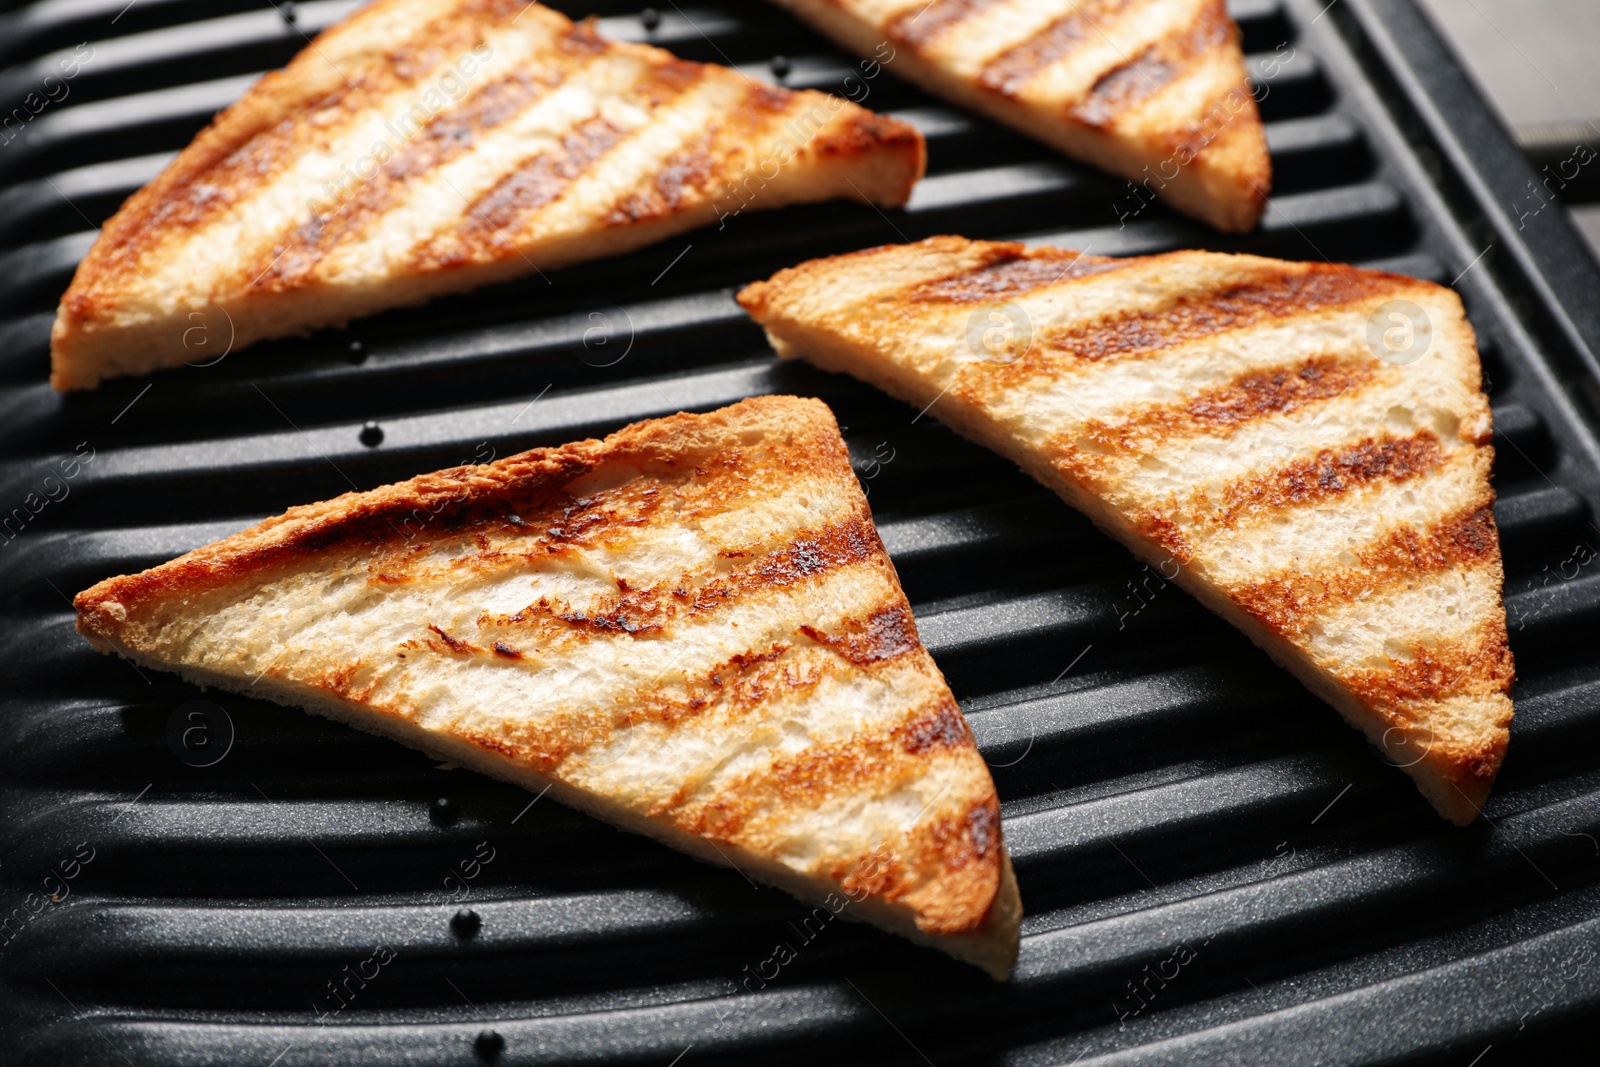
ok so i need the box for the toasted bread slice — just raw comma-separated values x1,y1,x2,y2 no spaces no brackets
74,396,1020,976
50,1,925,391
739,238,1514,824
768,0,1269,231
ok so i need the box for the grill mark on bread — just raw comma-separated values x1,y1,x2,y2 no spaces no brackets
1189,448,1493,597
79,443,738,615
439,643,832,772
677,708,980,824
633,645,927,755
906,245,1130,303
1067,1,1232,128
887,0,1007,48
924,794,1002,870
1068,43,1177,128
426,115,631,265
427,624,478,654
655,515,883,617
414,56,710,268
608,134,717,224
411,516,888,660
606,83,793,225
250,72,562,292
748,516,885,586
555,13,611,54
488,116,627,227
1206,431,1449,531
1231,503,1503,636
895,696,975,754
558,640,933,767
1339,619,1516,707
397,634,926,775
77,479,557,612
687,643,805,717
1179,354,1375,430
1009,265,1402,374
978,0,1142,96
800,604,921,666
809,105,927,163
553,602,664,635
671,704,998,910
837,794,1003,934
101,456,863,631
1130,512,1195,566
96,85,351,289
1060,353,1385,465
73,14,489,295
633,648,823,750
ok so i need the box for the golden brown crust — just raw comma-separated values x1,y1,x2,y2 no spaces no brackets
74,395,1018,976
770,0,1271,230
58,0,495,325
50,1,925,390
738,236,1515,825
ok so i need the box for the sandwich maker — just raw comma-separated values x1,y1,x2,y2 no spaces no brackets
2,1,1599,1062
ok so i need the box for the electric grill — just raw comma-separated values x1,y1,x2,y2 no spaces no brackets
3,1,1600,1063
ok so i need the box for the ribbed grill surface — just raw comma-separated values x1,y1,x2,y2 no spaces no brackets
2,1,1599,1064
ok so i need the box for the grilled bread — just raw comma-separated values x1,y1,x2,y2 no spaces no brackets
739,238,1514,825
50,1,926,391
73,396,1021,977
767,0,1270,231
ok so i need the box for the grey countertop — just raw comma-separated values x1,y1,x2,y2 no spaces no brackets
1415,0,1600,258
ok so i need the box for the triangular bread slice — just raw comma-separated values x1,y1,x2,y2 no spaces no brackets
739,238,1514,824
50,1,926,390
74,396,1020,976
768,0,1270,231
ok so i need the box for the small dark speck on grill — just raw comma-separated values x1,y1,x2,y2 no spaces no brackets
475,1029,504,1061
452,908,482,939
429,797,457,827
